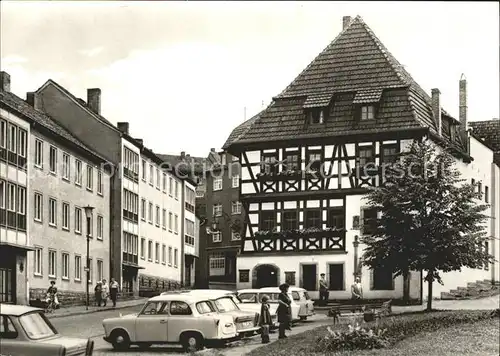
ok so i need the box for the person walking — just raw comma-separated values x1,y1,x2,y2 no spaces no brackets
277,283,291,339
45,281,60,309
101,278,109,307
109,278,120,307
319,273,329,306
351,276,363,313
94,281,103,307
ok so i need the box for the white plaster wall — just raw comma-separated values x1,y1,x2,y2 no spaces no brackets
138,153,182,283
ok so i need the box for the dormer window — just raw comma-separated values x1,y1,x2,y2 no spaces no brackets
309,109,325,124
360,105,375,120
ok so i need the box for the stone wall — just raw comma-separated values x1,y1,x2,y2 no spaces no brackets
29,286,137,307
138,274,183,297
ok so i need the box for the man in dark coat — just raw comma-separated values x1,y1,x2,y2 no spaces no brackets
277,283,291,339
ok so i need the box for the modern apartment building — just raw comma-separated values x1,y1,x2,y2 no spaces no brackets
0,72,32,304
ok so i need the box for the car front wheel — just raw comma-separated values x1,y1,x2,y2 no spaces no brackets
110,330,130,351
181,332,204,352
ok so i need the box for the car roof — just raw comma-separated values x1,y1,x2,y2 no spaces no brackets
185,290,234,296
0,304,43,316
237,289,263,293
148,294,203,303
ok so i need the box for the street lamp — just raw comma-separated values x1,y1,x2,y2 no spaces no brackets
84,205,94,310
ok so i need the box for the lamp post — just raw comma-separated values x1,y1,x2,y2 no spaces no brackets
84,205,95,310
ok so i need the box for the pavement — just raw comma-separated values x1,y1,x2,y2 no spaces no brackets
45,298,147,319
48,295,499,356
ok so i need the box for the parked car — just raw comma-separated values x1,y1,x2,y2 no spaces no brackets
0,303,94,356
257,287,315,321
102,294,238,352
235,288,279,328
162,289,261,335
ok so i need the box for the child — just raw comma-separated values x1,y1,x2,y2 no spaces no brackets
259,295,272,344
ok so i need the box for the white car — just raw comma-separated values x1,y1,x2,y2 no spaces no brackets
235,289,279,328
258,287,315,321
161,289,261,335
102,294,238,352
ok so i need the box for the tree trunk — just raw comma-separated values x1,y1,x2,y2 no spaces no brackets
403,270,410,305
426,272,433,311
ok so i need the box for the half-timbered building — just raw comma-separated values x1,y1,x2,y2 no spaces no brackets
223,15,500,302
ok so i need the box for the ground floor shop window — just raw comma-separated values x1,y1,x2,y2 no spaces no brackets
209,253,225,276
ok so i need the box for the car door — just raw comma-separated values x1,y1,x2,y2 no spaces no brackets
135,301,168,342
167,300,195,342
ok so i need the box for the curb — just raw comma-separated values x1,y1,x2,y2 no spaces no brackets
46,299,146,319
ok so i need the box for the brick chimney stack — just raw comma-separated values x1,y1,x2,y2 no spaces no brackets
459,74,468,132
117,122,129,135
1,71,11,92
343,16,352,30
26,92,41,110
431,88,442,136
87,88,101,115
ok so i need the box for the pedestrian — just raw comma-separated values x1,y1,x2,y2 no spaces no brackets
351,276,363,313
277,283,291,339
109,277,120,307
45,281,60,309
94,281,103,307
259,294,272,344
101,278,109,307
319,273,329,306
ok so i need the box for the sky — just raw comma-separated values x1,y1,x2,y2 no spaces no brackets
1,1,498,157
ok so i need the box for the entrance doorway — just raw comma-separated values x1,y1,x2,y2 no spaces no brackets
255,264,279,288
328,263,344,291
301,264,317,291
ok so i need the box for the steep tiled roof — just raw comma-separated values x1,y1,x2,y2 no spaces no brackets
224,16,462,149
0,90,108,163
157,153,207,176
222,111,261,150
470,120,500,165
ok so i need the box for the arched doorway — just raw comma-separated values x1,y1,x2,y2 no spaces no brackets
254,264,279,288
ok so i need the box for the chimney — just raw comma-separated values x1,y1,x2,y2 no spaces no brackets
431,88,442,136
1,71,11,92
343,16,352,30
459,74,467,133
26,92,41,110
135,138,143,145
87,88,101,115
117,122,129,135
210,148,215,153
181,151,186,160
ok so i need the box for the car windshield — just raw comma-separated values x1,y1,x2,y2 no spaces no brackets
19,312,57,340
239,293,257,303
262,293,281,303
213,297,239,312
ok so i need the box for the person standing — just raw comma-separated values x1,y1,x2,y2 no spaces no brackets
94,282,103,307
109,278,120,307
277,283,291,339
258,294,272,344
101,278,109,307
319,273,329,306
351,276,363,313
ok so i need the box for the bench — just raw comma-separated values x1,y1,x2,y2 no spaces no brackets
328,300,392,324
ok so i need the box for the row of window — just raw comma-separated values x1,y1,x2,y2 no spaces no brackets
185,187,195,213
34,138,104,195
33,193,104,238
307,104,376,125
211,231,241,243
33,248,104,282
213,202,242,217
139,198,181,233
123,189,139,222
0,180,26,215
0,119,28,169
471,179,490,203
139,237,179,267
213,175,239,191
185,219,195,246
141,158,180,198
260,144,398,175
